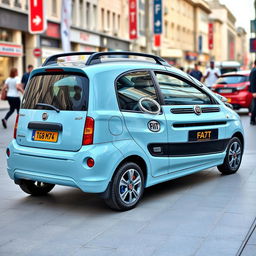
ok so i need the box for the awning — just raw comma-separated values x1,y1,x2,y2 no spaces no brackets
161,48,183,58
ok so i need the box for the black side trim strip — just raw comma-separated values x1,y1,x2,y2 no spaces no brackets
28,122,63,131
148,139,230,157
173,121,227,128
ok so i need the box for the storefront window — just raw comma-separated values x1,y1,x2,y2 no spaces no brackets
0,29,12,42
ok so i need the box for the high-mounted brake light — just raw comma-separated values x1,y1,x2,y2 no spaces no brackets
13,114,19,139
82,117,94,145
45,69,64,72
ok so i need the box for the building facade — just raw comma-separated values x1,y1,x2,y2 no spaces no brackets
0,0,249,85
161,0,211,69
206,0,237,62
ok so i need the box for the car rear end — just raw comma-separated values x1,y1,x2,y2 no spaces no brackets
6,66,119,193
212,72,252,110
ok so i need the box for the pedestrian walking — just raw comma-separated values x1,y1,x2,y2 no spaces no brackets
21,64,33,90
203,61,220,88
1,68,24,129
249,60,256,125
189,63,203,81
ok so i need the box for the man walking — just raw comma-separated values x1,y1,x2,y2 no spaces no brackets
249,60,256,125
189,63,203,81
21,64,33,90
203,61,220,88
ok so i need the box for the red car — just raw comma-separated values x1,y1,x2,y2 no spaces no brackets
211,70,253,111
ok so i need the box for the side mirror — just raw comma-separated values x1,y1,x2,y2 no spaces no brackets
138,97,161,115
224,102,233,109
215,93,227,103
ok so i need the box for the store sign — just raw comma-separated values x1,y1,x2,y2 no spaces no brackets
33,48,42,57
129,0,138,40
70,29,100,47
186,51,198,61
0,43,23,57
154,0,162,34
42,48,63,58
250,38,256,52
29,0,47,34
208,23,214,50
154,34,161,47
46,22,60,38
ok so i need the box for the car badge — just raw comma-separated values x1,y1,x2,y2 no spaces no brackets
194,105,202,115
42,113,48,121
148,120,160,132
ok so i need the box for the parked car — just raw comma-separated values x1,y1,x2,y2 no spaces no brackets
211,70,253,111
215,61,241,75
6,52,244,211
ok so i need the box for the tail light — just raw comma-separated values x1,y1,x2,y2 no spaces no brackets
82,116,94,145
13,114,19,139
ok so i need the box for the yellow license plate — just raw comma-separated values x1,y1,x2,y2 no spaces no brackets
33,130,58,142
189,129,218,141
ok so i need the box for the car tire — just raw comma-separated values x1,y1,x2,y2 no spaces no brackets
19,179,55,196
103,162,145,211
217,137,243,175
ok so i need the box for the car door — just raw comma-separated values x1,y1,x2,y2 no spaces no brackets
153,71,228,173
116,70,169,177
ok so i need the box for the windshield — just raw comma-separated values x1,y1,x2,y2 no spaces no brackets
22,73,89,111
216,75,248,85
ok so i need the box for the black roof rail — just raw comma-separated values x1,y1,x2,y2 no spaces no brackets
42,52,95,66
85,51,170,66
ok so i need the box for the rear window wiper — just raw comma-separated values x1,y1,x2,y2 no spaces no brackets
35,103,60,113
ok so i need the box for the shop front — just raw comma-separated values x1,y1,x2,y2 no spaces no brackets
70,29,100,61
0,41,23,85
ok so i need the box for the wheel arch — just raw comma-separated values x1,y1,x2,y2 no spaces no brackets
114,155,148,185
232,132,244,153
100,154,148,199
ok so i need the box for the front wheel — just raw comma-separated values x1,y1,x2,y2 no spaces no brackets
104,162,145,211
19,180,55,196
217,137,243,175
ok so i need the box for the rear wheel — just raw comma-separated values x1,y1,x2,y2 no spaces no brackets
104,162,144,211
217,137,242,175
19,180,55,196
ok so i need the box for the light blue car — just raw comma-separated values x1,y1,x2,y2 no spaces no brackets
6,52,244,211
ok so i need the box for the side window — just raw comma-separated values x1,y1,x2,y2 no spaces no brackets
116,71,158,112
155,73,213,105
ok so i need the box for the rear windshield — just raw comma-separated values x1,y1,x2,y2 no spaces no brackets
216,75,248,85
22,73,89,111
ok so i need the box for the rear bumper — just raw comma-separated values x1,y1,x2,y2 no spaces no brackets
7,140,123,193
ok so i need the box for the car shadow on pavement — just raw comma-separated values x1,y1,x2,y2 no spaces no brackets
10,167,229,214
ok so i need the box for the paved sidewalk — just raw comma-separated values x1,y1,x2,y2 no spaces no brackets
0,100,9,111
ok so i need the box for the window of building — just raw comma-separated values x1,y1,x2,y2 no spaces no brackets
93,5,97,30
14,0,21,8
0,29,12,42
52,0,57,17
139,11,145,36
107,10,110,29
86,2,90,29
101,8,105,31
72,0,76,25
117,14,121,33
155,73,212,105
113,13,116,34
164,21,168,38
79,0,84,27
116,71,158,112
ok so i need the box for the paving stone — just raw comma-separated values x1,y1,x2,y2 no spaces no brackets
240,244,256,256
